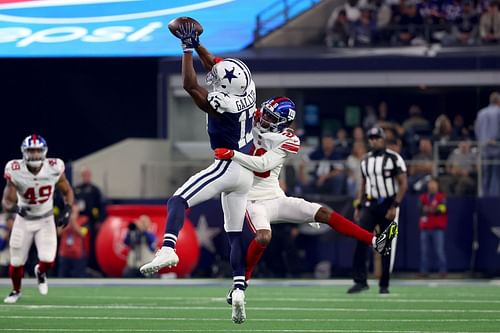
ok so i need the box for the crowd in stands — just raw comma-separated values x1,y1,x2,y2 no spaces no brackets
325,0,500,47
288,92,500,198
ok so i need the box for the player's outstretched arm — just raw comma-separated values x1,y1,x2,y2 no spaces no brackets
195,44,216,71
182,52,219,118
215,148,286,173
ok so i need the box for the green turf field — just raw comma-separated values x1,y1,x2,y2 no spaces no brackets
1,280,499,332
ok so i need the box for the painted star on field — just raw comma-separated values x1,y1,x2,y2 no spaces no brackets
196,215,221,253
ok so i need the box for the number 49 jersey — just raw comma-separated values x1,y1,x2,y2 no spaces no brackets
247,127,300,201
4,158,65,217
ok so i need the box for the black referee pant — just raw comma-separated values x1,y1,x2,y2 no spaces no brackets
352,198,394,288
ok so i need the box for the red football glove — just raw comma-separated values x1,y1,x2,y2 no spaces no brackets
214,148,234,160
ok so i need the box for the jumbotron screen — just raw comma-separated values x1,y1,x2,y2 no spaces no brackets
0,0,270,57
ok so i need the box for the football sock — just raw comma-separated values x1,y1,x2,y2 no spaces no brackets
227,231,245,289
37,261,54,274
163,196,188,248
9,265,24,292
327,211,373,246
245,239,267,281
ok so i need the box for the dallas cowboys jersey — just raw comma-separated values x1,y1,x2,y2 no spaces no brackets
4,159,65,217
207,81,256,154
243,127,300,200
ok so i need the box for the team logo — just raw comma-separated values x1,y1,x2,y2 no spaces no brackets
0,0,234,24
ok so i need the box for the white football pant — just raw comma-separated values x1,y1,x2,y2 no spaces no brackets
246,196,322,231
174,160,254,232
9,215,57,266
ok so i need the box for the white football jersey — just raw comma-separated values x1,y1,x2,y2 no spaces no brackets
245,127,300,200
4,158,65,217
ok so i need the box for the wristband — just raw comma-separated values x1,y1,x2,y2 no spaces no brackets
391,201,400,208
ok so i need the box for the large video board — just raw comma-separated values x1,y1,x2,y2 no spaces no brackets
0,0,269,57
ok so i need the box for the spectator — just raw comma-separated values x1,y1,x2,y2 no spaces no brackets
123,215,156,278
474,91,500,196
75,167,105,275
326,9,351,47
58,204,88,277
346,141,367,198
418,178,447,278
349,5,377,47
363,105,378,130
352,126,366,145
443,140,478,195
433,114,453,144
409,137,434,193
402,104,430,134
418,0,442,25
0,214,14,277
394,1,425,46
373,0,393,29
451,114,470,140
480,0,500,44
335,128,351,158
442,0,479,46
377,101,404,138
326,0,361,28
308,133,346,195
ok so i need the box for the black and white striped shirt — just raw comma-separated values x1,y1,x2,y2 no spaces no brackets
360,149,407,199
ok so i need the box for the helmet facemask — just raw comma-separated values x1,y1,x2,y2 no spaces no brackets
258,106,289,133
22,147,47,168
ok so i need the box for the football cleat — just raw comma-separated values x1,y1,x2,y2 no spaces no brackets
374,221,398,256
231,289,246,324
226,281,248,305
34,264,48,295
140,247,179,275
4,291,21,303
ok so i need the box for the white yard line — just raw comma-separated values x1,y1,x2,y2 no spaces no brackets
0,315,499,323
0,329,498,333
45,295,500,304
1,304,499,313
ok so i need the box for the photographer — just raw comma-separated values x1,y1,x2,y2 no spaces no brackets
123,215,156,278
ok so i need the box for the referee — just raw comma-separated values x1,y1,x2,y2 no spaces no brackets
348,127,408,294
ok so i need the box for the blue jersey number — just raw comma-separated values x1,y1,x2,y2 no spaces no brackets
238,109,253,148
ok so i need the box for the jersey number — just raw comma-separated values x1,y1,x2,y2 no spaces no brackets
23,186,53,204
253,148,271,178
238,110,253,148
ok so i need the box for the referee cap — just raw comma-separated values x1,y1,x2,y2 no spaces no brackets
367,127,385,139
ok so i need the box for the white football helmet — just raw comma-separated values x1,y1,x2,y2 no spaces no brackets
206,58,253,96
21,134,48,168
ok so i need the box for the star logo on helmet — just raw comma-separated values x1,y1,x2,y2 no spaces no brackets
223,68,237,83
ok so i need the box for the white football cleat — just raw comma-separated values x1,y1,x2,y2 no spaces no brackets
140,247,179,275
4,291,21,304
34,264,48,295
231,289,246,324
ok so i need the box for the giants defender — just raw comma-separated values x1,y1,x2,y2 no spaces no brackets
3,135,74,303
214,97,398,301
139,22,253,323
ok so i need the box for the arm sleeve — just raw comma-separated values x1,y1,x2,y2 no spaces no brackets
232,148,287,173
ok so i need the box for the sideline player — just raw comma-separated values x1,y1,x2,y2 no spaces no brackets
139,22,254,323
214,97,398,299
3,134,74,303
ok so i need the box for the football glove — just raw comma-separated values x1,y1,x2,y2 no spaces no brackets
56,204,72,228
176,23,200,53
214,148,234,160
7,204,29,218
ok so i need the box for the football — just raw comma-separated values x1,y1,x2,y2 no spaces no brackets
167,17,203,38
